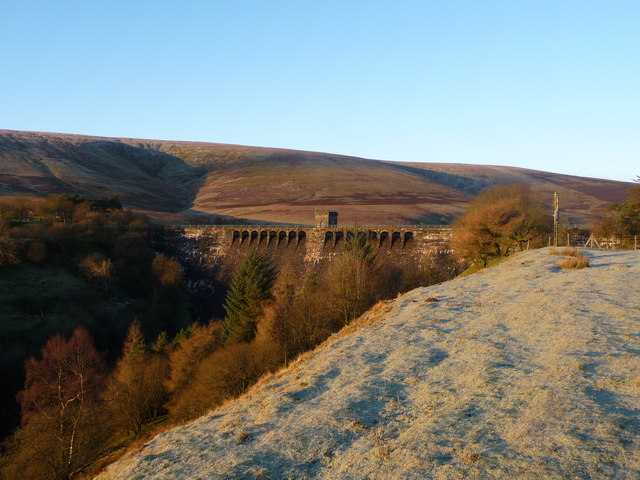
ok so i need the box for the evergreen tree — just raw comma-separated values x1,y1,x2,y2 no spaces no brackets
223,250,277,344
107,320,168,437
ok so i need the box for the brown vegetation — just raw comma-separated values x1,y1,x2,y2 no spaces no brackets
591,176,640,241
0,193,192,457
2,328,111,480
106,321,168,437
453,185,550,267
551,247,591,269
1,130,631,225
557,253,590,270
0,192,459,478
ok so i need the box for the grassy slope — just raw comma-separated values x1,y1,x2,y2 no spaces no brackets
97,248,640,480
0,129,631,225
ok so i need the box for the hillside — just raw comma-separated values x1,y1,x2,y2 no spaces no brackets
0,130,630,225
97,248,640,480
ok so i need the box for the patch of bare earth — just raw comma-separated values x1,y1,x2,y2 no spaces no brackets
97,248,640,479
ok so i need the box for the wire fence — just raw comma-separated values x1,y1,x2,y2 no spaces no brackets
583,236,638,250
553,232,639,250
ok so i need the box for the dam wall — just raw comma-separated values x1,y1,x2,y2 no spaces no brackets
159,225,452,274
151,225,452,320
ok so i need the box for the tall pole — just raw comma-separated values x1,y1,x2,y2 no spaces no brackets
553,192,559,247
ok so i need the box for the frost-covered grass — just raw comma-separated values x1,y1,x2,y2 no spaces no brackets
551,247,591,270
96,248,640,480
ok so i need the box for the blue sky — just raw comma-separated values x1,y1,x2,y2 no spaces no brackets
1,1,638,182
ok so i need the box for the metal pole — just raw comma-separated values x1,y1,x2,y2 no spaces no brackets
553,192,559,247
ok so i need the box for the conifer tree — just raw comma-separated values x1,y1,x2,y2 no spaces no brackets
223,250,277,344
108,320,167,436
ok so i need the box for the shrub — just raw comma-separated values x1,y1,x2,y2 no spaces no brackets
591,176,640,236
453,185,549,267
557,252,590,269
552,247,590,269
167,340,273,421
165,321,223,397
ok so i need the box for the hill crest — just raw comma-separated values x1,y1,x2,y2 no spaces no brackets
0,129,630,224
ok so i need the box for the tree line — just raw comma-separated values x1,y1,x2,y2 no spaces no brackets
451,179,640,268
0,197,457,479
0,194,190,454
2,179,636,478
591,176,640,238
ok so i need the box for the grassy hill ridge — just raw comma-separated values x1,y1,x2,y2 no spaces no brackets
0,129,631,224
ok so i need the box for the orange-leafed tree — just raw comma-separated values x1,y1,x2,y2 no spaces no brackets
106,321,169,437
453,185,549,267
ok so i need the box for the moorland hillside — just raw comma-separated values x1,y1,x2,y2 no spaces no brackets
0,130,630,224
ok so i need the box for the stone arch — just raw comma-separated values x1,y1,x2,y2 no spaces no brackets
259,230,268,244
241,230,250,245
403,231,414,248
297,230,306,246
391,231,401,248
379,231,389,247
278,231,287,246
288,231,297,246
268,231,277,246
368,230,378,241
335,230,344,247
250,231,259,245
232,230,240,245
324,231,334,248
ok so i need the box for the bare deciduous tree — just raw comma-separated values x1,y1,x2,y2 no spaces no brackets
4,328,110,480
327,232,378,325
79,252,113,294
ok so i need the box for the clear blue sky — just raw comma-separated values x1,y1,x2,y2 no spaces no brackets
1,1,638,182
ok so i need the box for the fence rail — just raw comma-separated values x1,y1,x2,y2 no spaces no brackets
552,232,639,250
582,236,638,250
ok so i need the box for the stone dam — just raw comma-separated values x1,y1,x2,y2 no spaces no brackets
151,224,453,320
158,225,453,275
